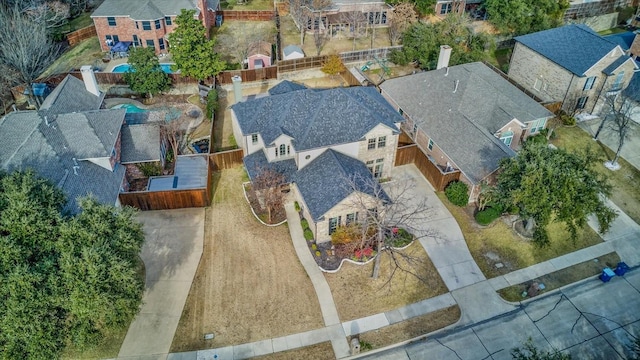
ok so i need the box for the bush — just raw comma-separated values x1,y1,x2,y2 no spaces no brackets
475,206,502,225
331,225,361,245
389,227,413,247
445,181,469,207
557,111,576,126
315,251,321,257
300,218,309,229
294,201,301,212
205,89,218,119
389,49,409,66
311,244,317,250
304,228,314,241
526,134,547,145
137,162,163,177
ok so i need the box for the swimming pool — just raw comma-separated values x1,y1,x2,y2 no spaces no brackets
112,63,174,74
112,103,148,113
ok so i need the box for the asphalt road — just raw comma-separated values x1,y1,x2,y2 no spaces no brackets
359,270,640,360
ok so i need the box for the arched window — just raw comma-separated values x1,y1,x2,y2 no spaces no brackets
279,144,286,156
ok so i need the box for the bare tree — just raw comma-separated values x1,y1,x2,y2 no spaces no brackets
160,117,190,170
341,171,438,281
253,168,287,224
23,1,70,29
388,2,417,46
289,0,309,45
596,89,639,169
339,10,368,51
0,5,61,96
215,22,274,68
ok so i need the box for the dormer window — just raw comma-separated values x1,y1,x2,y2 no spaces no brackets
251,134,258,144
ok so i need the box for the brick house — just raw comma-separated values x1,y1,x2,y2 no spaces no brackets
435,0,480,16
380,61,553,202
231,81,404,243
91,0,219,55
508,24,638,115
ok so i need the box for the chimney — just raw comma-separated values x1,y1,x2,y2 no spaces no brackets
232,75,243,104
437,45,452,70
80,65,100,96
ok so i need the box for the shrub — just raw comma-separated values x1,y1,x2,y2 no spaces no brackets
331,224,361,245
304,228,314,241
389,49,409,66
315,251,321,257
294,201,301,212
475,206,502,225
205,89,218,119
300,218,309,229
445,181,469,207
311,244,317,250
137,162,162,177
526,134,547,145
389,227,413,247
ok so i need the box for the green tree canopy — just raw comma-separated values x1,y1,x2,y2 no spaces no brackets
483,0,569,36
390,15,494,70
496,142,616,246
0,170,145,358
123,47,171,98
168,9,226,81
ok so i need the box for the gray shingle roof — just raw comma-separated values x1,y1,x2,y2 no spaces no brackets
515,24,619,76
295,149,387,221
283,45,304,57
39,75,103,116
243,150,298,184
232,86,404,151
92,0,201,18
147,155,208,190
604,32,636,51
380,62,553,184
268,80,307,96
120,124,161,163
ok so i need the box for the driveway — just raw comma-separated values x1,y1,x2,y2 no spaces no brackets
361,270,640,359
579,117,640,170
118,208,204,359
386,165,485,291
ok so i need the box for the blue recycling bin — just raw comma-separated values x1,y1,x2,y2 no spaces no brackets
599,267,615,282
614,262,629,276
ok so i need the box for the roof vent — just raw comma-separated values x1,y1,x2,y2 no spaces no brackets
72,158,78,166
73,166,80,175
44,116,50,126
453,80,459,93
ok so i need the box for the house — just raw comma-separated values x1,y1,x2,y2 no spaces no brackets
435,0,481,16
282,45,305,60
565,0,631,21
91,0,219,55
292,0,391,36
380,61,554,201
246,41,272,69
508,24,638,115
231,81,404,242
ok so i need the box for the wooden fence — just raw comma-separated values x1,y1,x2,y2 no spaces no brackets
35,71,200,87
339,46,402,63
278,55,327,73
209,149,244,170
67,25,97,46
220,10,275,21
119,188,210,210
217,66,278,84
482,61,544,103
395,144,460,191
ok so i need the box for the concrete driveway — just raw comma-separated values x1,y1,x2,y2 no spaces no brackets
118,208,204,360
385,165,485,291
362,270,640,359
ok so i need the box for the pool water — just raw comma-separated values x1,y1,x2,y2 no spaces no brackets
112,63,174,74
112,103,148,113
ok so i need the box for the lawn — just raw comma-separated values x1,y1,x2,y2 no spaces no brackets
488,47,512,72
213,21,277,65
170,167,324,351
437,193,603,280
40,37,104,78
280,15,391,56
57,12,94,34
221,0,274,10
551,126,640,224
324,241,448,321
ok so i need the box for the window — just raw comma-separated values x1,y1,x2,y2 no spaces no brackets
135,21,139,29
374,159,384,178
287,145,291,155
613,71,625,90
146,39,155,49
251,134,258,144
440,2,452,14
428,139,434,151
105,35,119,45
576,96,588,110
381,11,387,24
377,136,386,148
329,216,341,235
165,16,172,25
133,35,140,47
107,17,116,26
500,131,514,146
279,144,286,156
142,21,151,30
159,38,165,50
399,108,404,115
533,79,541,91
412,123,418,135
583,76,596,91
530,118,546,133
346,212,358,226
155,19,161,29
366,160,374,173
367,138,376,150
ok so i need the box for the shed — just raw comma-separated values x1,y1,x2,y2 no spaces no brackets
247,41,272,70
282,45,304,60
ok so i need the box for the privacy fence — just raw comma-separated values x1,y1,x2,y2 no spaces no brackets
67,25,97,46
395,144,460,191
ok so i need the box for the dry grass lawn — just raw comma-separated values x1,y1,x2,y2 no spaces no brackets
551,126,640,224
170,167,324,351
325,242,448,321
358,306,461,351
41,37,104,78
437,193,603,280
252,342,334,360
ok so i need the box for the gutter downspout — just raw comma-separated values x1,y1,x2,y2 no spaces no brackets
562,74,576,112
591,73,609,115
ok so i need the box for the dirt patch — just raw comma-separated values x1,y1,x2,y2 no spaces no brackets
252,342,334,360
357,306,461,351
170,167,324,351
324,242,448,321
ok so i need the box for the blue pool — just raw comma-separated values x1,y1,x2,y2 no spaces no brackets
112,63,174,74
112,103,148,113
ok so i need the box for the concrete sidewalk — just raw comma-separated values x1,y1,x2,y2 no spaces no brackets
119,209,205,360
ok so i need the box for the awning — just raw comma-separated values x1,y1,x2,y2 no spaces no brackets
111,41,132,53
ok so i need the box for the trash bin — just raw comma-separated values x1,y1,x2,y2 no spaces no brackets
599,267,615,282
614,262,630,276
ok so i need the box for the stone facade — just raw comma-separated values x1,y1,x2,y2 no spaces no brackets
313,192,381,243
357,124,398,180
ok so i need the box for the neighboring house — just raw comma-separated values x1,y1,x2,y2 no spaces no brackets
293,0,391,35
231,81,404,242
91,0,219,54
380,61,554,201
508,24,638,115
246,41,272,70
282,45,305,60
565,0,631,21
0,66,166,213
435,0,481,16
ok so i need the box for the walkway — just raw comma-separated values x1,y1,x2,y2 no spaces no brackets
118,208,205,359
